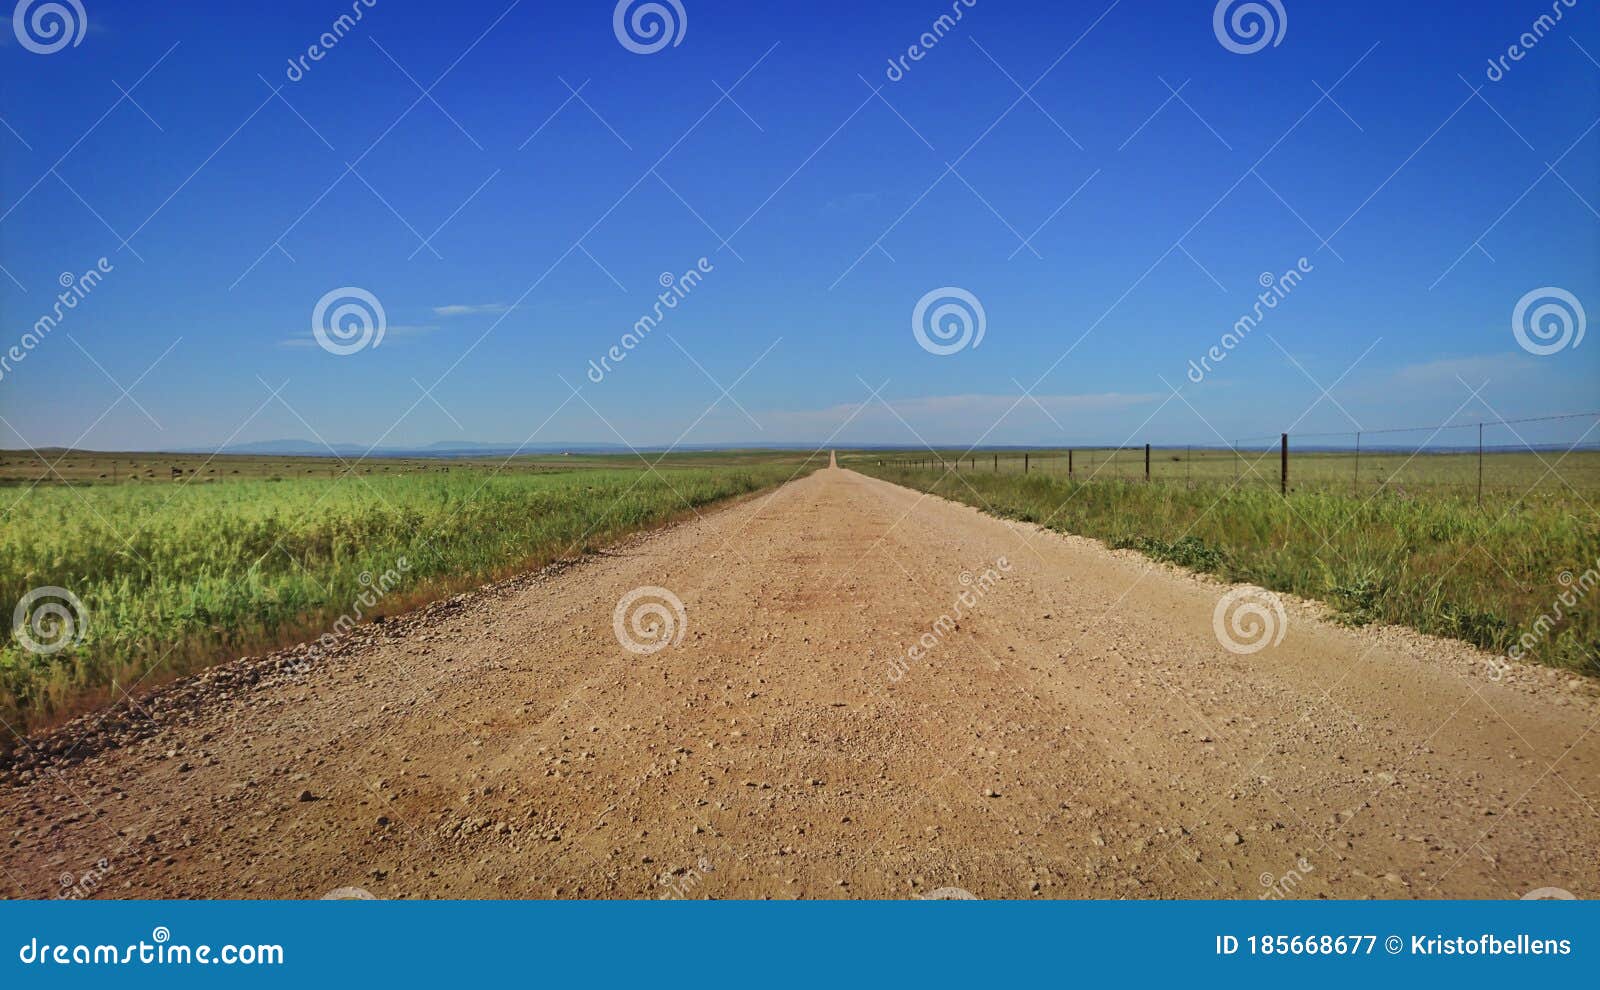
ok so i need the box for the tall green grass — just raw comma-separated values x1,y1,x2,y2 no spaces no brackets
1,463,810,733
856,465,1600,676
856,448,1600,496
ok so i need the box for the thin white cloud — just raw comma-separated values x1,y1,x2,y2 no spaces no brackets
432,303,510,317
1392,352,1533,385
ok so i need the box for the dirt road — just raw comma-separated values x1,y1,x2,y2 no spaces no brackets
4,465,1597,900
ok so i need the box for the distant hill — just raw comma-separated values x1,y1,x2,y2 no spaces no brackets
175,439,850,458
177,439,635,458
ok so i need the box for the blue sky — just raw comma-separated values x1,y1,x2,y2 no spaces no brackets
0,0,1596,451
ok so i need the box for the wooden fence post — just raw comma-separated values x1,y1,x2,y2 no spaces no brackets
1280,433,1289,496
1024,453,1029,474
1477,423,1484,507
1145,443,1151,482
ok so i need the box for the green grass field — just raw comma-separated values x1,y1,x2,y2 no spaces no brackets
0,447,821,486
1,453,818,734
847,458,1600,678
856,448,1600,497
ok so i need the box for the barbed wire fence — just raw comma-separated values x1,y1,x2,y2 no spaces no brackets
871,411,1600,502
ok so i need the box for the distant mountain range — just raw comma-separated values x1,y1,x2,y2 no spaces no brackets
172,439,831,458
172,439,654,457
